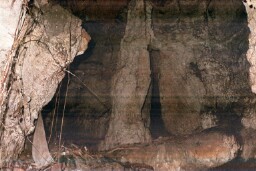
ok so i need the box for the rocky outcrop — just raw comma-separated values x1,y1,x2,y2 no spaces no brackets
0,2,90,166
99,0,153,150
107,131,240,170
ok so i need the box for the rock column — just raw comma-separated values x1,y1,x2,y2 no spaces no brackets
100,0,153,150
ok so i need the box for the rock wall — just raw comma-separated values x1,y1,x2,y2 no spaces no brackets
0,2,90,166
0,0,30,165
42,20,127,148
243,0,256,94
49,0,251,142
42,0,252,155
151,0,250,135
0,0,27,140
238,0,256,161
54,0,129,20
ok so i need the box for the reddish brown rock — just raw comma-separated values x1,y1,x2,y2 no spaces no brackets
107,132,240,170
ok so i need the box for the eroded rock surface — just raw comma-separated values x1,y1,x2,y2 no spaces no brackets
0,0,27,140
240,128,256,160
47,21,126,146
107,132,239,171
151,0,250,135
99,0,153,150
49,0,251,145
243,0,256,94
0,3,90,166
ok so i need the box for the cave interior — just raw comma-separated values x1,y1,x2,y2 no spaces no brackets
14,0,256,170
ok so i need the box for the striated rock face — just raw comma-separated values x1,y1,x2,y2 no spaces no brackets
0,0,30,165
107,132,240,170
0,0,27,140
0,2,90,166
99,0,153,150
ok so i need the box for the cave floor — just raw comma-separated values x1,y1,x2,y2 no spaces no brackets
15,142,155,171
9,133,256,171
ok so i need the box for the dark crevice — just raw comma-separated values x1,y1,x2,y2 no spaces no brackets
149,50,169,138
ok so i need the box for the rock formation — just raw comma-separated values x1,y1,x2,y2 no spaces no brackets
241,0,256,130
151,0,250,135
237,0,256,162
0,0,31,165
243,0,256,94
0,0,27,138
99,0,153,150
107,132,240,170
0,1,90,166
51,0,250,147
0,0,252,169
